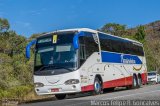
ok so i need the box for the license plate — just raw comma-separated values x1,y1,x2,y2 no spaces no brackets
51,88,59,92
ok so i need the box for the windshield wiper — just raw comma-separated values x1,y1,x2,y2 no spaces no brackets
37,65,49,72
52,65,73,71
37,64,73,72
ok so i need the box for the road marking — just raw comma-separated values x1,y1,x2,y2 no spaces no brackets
103,90,160,100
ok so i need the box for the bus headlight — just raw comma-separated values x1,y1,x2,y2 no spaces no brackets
64,79,80,85
34,82,44,87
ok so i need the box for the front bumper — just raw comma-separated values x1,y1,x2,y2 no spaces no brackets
35,83,81,95
147,78,158,83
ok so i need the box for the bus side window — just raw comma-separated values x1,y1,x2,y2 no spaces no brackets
79,37,86,66
84,35,99,58
80,44,86,59
80,44,86,65
79,33,99,66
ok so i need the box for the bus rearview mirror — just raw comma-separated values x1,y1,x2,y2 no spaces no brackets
26,40,37,59
73,31,84,49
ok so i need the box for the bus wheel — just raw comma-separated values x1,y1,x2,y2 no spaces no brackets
137,75,142,88
55,94,66,100
93,77,102,95
132,75,138,89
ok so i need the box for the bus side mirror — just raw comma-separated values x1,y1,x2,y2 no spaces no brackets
26,40,37,59
73,31,84,49
73,35,79,49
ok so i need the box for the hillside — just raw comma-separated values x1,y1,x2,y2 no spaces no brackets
128,20,160,40
144,21,160,72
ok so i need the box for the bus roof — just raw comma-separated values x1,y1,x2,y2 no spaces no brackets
39,28,142,46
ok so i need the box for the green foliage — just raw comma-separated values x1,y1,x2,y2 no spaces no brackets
29,33,41,40
100,23,127,36
0,30,27,56
0,18,10,32
0,85,33,99
0,18,34,98
134,25,146,42
123,35,136,40
144,40,160,72
0,53,14,89
10,43,33,85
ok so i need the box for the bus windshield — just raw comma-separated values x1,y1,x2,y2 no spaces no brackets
34,32,77,75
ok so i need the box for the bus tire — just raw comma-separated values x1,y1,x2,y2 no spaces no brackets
132,74,138,89
93,77,102,95
137,74,142,88
55,94,66,100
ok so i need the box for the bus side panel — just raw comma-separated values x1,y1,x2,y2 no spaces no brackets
103,76,133,88
141,56,148,84
81,85,94,92
101,51,146,88
79,52,134,91
79,52,101,92
79,52,147,92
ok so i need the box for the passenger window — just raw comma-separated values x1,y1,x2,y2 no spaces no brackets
79,32,99,66
80,44,86,60
84,36,99,58
79,37,86,66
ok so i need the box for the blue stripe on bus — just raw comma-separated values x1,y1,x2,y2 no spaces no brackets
101,51,142,64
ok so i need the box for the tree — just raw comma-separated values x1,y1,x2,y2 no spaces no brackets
134,25,146,42
0,18,10,32
0,17,32,89
0,18,11,54
29,33,41,40
144,39,160,73
99,23,127,36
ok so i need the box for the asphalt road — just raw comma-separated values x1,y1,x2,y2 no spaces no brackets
20,84,160,106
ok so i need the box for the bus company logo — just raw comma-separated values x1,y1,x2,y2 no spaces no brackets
121,55,136,64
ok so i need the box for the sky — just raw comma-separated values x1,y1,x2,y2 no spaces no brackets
0,0,160,37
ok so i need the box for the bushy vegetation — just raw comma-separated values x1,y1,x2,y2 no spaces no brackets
0,18,35,100
0,85,32,100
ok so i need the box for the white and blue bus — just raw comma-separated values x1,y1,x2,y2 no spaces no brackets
26,28,147,99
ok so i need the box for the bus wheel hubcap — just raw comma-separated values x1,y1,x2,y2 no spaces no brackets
95,81,100,92
134,78,136,86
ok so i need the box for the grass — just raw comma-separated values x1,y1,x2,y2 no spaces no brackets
0,85,55,104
